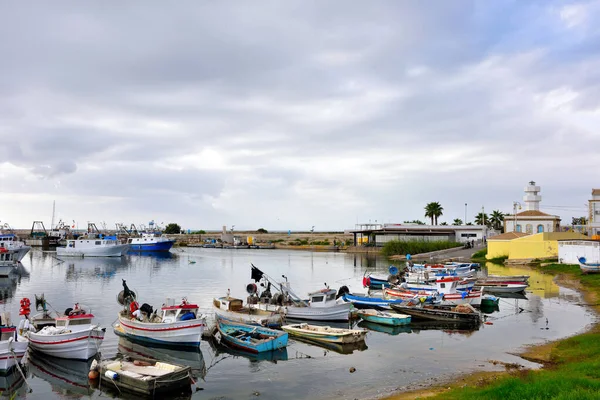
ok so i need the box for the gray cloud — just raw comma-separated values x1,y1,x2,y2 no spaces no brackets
1,0,598,229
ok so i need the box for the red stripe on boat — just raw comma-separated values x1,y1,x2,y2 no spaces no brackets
161,304,199,310
29,335,104,345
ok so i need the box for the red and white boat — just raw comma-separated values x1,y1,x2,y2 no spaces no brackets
27,303,105,360
115,280,206,347
0,325,28,372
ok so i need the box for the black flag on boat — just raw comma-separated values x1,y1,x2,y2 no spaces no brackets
251,265,264,282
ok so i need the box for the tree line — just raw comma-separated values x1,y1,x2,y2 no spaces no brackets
403,202,506,231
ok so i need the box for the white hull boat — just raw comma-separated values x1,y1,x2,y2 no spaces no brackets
57,238,129,257
213,295,283,328
478,284,528,294
284,302,352,322
27,305,105,360
117,281,206,347
0,249,20,276
578,257,600,274
282,323,367,344
0,327,28,371
0,233,30,262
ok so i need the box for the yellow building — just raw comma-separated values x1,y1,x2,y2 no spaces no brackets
487,231,588,261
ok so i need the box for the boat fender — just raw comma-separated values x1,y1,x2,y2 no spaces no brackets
64,308,73,316
363,277,371,288
105,370,118,380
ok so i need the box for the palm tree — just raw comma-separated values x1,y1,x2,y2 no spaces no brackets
440,222,448,226
474,212,489,226
452,218,463,226
489,210,504,231
424,202,444,225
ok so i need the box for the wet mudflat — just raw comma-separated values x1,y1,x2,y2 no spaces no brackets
5,249,595,399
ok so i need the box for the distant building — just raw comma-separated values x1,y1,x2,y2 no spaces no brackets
589,189,600,237
487,231,587,261
347,223,490,246
504,181,561,234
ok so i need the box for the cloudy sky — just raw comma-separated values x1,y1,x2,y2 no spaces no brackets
1,1,599,231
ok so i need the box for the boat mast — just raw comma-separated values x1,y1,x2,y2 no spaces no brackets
51,200,56,230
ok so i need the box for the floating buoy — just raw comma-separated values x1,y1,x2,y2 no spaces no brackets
349,367,356,373
88,370,99,380
484,321,494,325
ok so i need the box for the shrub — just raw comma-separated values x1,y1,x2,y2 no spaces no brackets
257,228,268,233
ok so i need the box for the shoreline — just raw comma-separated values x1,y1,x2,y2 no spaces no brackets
377,266,600,400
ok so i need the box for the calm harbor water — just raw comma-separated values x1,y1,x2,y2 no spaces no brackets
2,248,596,399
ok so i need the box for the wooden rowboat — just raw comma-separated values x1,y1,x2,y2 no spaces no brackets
215,319,288,354
282,323,367,344
98,359,192,397
356,309,411,326
390,304,481,325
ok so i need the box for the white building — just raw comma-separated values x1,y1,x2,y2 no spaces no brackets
504,181,561,234
589,189,600,236
558,240,600,264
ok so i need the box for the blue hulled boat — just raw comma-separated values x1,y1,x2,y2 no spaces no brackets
356,309,411,326
215,319,288,354
342,293,407,310
128,232,175,252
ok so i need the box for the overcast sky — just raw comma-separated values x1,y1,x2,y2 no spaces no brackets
1,1,599,231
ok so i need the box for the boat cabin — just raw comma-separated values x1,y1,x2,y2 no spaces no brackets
161,298,199,323
55,313,95,330
0,326,16,341
434,277,460,294
213,296,243,312
307,289,337,308
0,248,17,264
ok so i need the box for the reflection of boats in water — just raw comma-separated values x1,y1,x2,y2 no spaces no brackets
117,336,206,380
288,335,368,355
27,350,94,396
410,320,481,335
128,251,175,259
0,366,27,398
207,337,288,363
0,273,18,303
358,320,412,336
65,257,127,281
494,291,528,300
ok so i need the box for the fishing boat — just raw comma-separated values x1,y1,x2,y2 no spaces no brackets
362,274,393,289
476,283,528,294
247,266,352,321
98,358,192,397
208,336,289,363
356,309,411,326
127,232,175,253
26,302,105,360
282,323,367,344
476,275,529,284
390,304,481,325
578,257,600,274
0,233,30,262
213,292,284,328
57,234,129,257
215,318,288,354
0,318,28,372
341,292,408,310
115,280,206,347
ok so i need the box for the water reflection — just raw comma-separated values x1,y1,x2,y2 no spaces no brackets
0,366,27,398
0,273,18,304
289,336,368,355
359,320,412,336
485,262,559,298
28,350,95,396
64,257,127,282
117,337,206,381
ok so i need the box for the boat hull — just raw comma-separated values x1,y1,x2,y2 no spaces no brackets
477,284,528,293
116,315,206,347
0,339,27,371
214,308,283,328
56,244,130,257
128,240,174,252
28,327,105,360
357,310,411,326
282,323,367,344
283,303,351,322
342,293,406,310
390,305,481,325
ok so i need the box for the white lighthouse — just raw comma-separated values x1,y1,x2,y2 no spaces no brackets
523,181,542,211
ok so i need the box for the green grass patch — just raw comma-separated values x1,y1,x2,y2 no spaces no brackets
487,255,509,264
381,240,462,257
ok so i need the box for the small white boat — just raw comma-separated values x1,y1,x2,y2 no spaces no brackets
282,323,367,344
116,281,206,347
356,309,411,326
213,294,283,328
578,257,600,274
0,319,28,372
283,289,352,322
27,304,105,360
